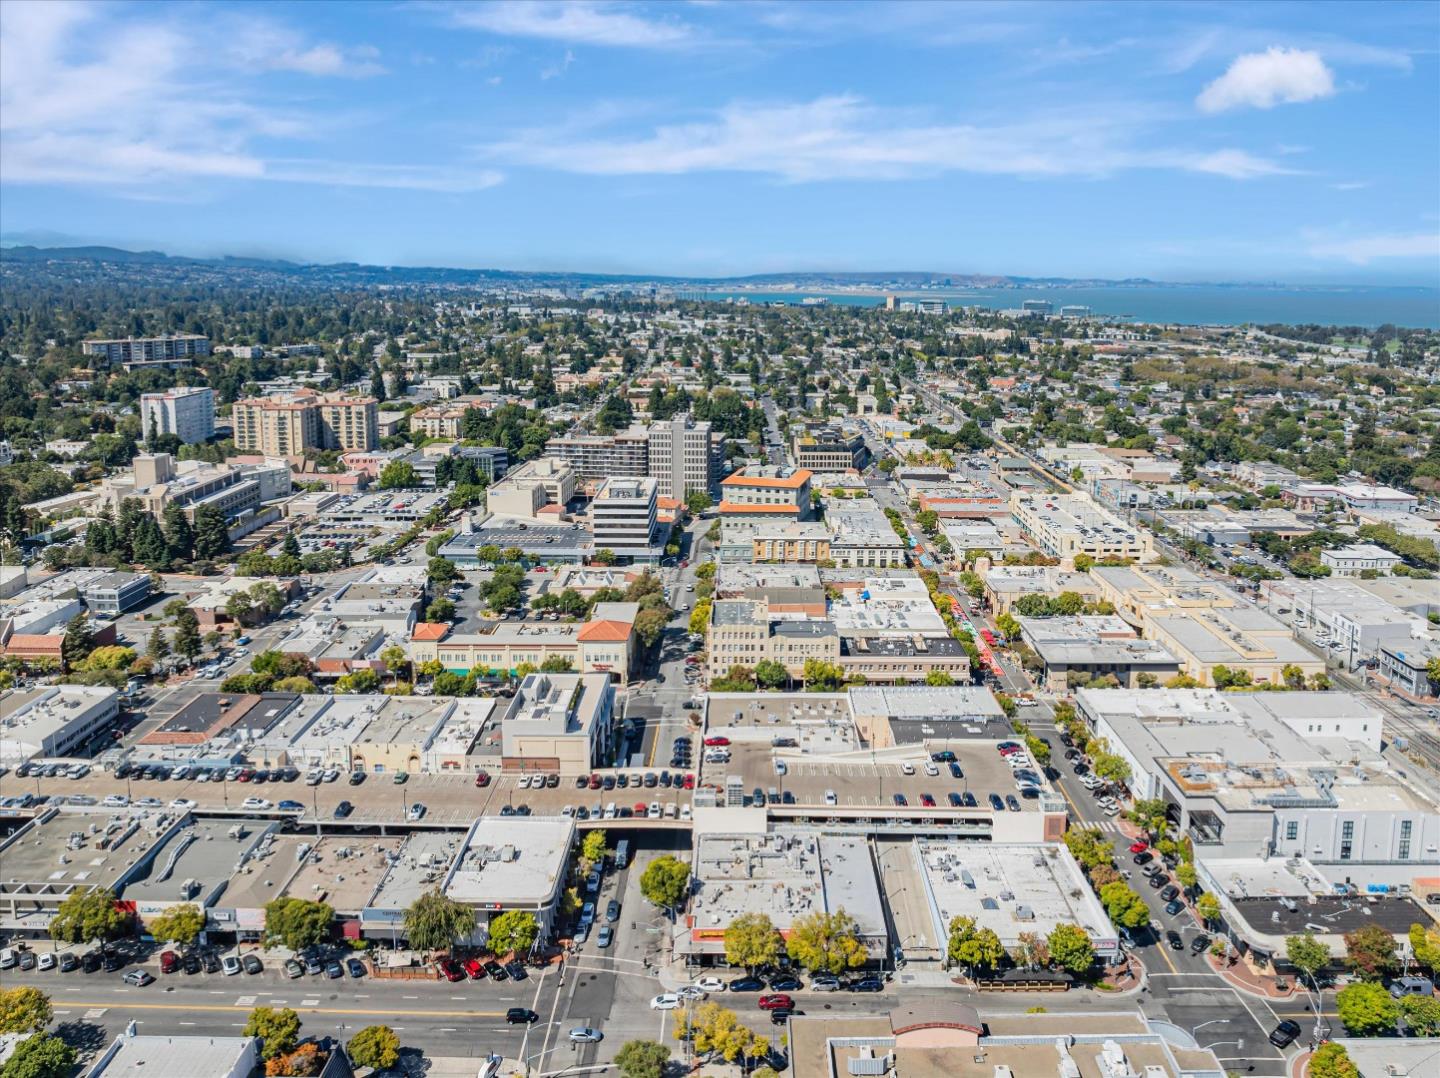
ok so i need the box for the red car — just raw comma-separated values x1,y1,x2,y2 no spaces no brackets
758,994,794,1011
920,794,936,807
437,957,465,982
236,769,255,782
682,773,695,790
680,560,689,568
159,950,180,974
996,745,1021,756
633,802,648,816
474,771,491,788
463,957,485,980
588,774,602,790
1129,840,1149,854
704,736,730,747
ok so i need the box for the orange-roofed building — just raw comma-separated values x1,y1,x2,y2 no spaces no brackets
719,466,812,522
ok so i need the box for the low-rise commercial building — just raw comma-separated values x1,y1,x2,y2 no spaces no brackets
79,571,151,615
792,427,866,471
680,830,887,964
826,504,909,568
1017,614,1181,691
1320,543,1402,577
498,672,616,772
749,521,832,564
442,817,577,944
982,565,1100,615
1010,492,1152,562
410,603,637,685
486,458,579,520
847,685,1011,747
0,685,120,763
709,599,840,680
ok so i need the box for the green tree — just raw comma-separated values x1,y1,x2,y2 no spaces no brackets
379,460,417,488
148,903,205,946
192,503,230,559
580,829,609,869
380,645,409,682
335,668,381,694
425,598,455,622
1046,923,1095,975
786,909,868,975
1410,922,1440,971
1343,923,1399,980
1284,932,1331,983
1091,750,1132,786
639,855,691,918
243,1005,302,1061
403,889,476,952
1174,862,1199,892
947,915,1006,976
263,897,334,951
347,1025,401,1071
801,658,844,691
145,626,170,664
1400,992,1440,1035
754,659,788,690
0,988,51,1035
427,555,459,585
1194,893,1221,925
1098,881,1150,929
1308,1043,1359,1078
172,608,201,662
724,912,782,971
614,1039,670,1078
60,613,95,670
1126,798,1168,839
50,885,126,946
487,910,539,957
592,548,617,566
1335,981,1398,1035
924,669,955,686
0,1033,76,1078
688,600,712,636
685,491,713,515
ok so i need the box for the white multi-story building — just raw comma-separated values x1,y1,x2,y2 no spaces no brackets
590,476,663,564
81,334,211,368
1320,543,1402,577
0,685,120,763
140,386,216,445
648,415,721,499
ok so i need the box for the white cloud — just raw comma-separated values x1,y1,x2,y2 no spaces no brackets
0,1,481,194
485,94,1293,183
1197,47,1335,113
540,49,575,80
1307,231,1440,264
1329,181,1370,191
447,1,692,48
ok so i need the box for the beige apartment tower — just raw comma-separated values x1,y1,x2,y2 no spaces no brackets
232,390,378,455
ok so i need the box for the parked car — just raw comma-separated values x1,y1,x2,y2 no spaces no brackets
284,959,304,979
123,969,155,986
847,976,884,992
437,957,465,982
1165,931,1184,950
159,950,180,974
242,954,263,975
728,976,765,992
347,957,367,978
768,975,803,991
810,975,841,992
1163,899,1185,916
334,800,354,819
568,1028,604,1043
1189,935,1211,956
650,994,681,1010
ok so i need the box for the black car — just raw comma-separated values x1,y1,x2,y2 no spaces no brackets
103,951,125,971
781,791,795,804
507,1008,539,1024
18,951,35,971
606,900,621,923
1148,873,1170,889
242,954,263,974
203,952,222,973
1165,930,1184,950
659,772,672,788
281,767,301,782
847,977,884,992
348,771,366,785
1005,794,1021,811
728,976,765,992
1268,1020,1302,1048
81,951,103,973
1133,851,1154,865
347,957,366,978
768,975,803,991
670,757,689,769
1160,885,1180,902
949,762,964,779
182,953,202,974
931,751,956,763
485,961,509,981
506,959,528,980
962,791,977,807
1073,762,1090,775
334,800,354,819
1189,935,1211,955
770,1008,796,1025
1163,899,1185,916
616,774,630,788
988,793,1005,810
643,773,658,788
602,775,615,791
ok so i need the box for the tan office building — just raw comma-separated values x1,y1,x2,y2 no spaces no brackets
232,390,378,454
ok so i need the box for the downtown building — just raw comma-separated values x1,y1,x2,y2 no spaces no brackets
545,425,651,481
140,385,216,444
232,389,379,454
81,334,211,369
647,415,724,499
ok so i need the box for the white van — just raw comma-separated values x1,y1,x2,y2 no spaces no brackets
603,802,617,820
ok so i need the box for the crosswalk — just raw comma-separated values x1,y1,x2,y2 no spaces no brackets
1091,819,1128,834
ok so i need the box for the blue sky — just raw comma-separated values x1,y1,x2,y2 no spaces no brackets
1,0,1437,283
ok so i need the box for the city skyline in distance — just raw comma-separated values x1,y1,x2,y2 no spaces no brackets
1,0,1436,286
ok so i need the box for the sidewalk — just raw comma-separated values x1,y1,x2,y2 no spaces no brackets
1205,952,1296,1000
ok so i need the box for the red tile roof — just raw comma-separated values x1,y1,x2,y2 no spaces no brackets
411,622,450,642
578,619,632,643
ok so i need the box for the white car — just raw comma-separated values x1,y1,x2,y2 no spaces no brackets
169,798,197,811
102,794,129,808
676,985,708,1001
36,952,56,971
647,802,661,819
134,797,163,808
924,762,939,776
649,994,681,1010
221,955,242,976
692,976,726,993
900,761,916,776
407,803,427,821
240,797,272,810
321,768,339,783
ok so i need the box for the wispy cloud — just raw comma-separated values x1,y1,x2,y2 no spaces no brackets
1197,47,1336,113
0,0,486,194
446,1,693,49
1307,231,1440,264
541,49,576,80
485,94,1294,183
1329,181,1370,191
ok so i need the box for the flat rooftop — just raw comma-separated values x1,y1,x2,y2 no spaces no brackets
443,817,574,907
704,693,858,753
0,809,185,898
687,831,885,948
284,836,404,913
121,820,264,904
913,841,1116,949
370,831,468,911
90,1035,255,1078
